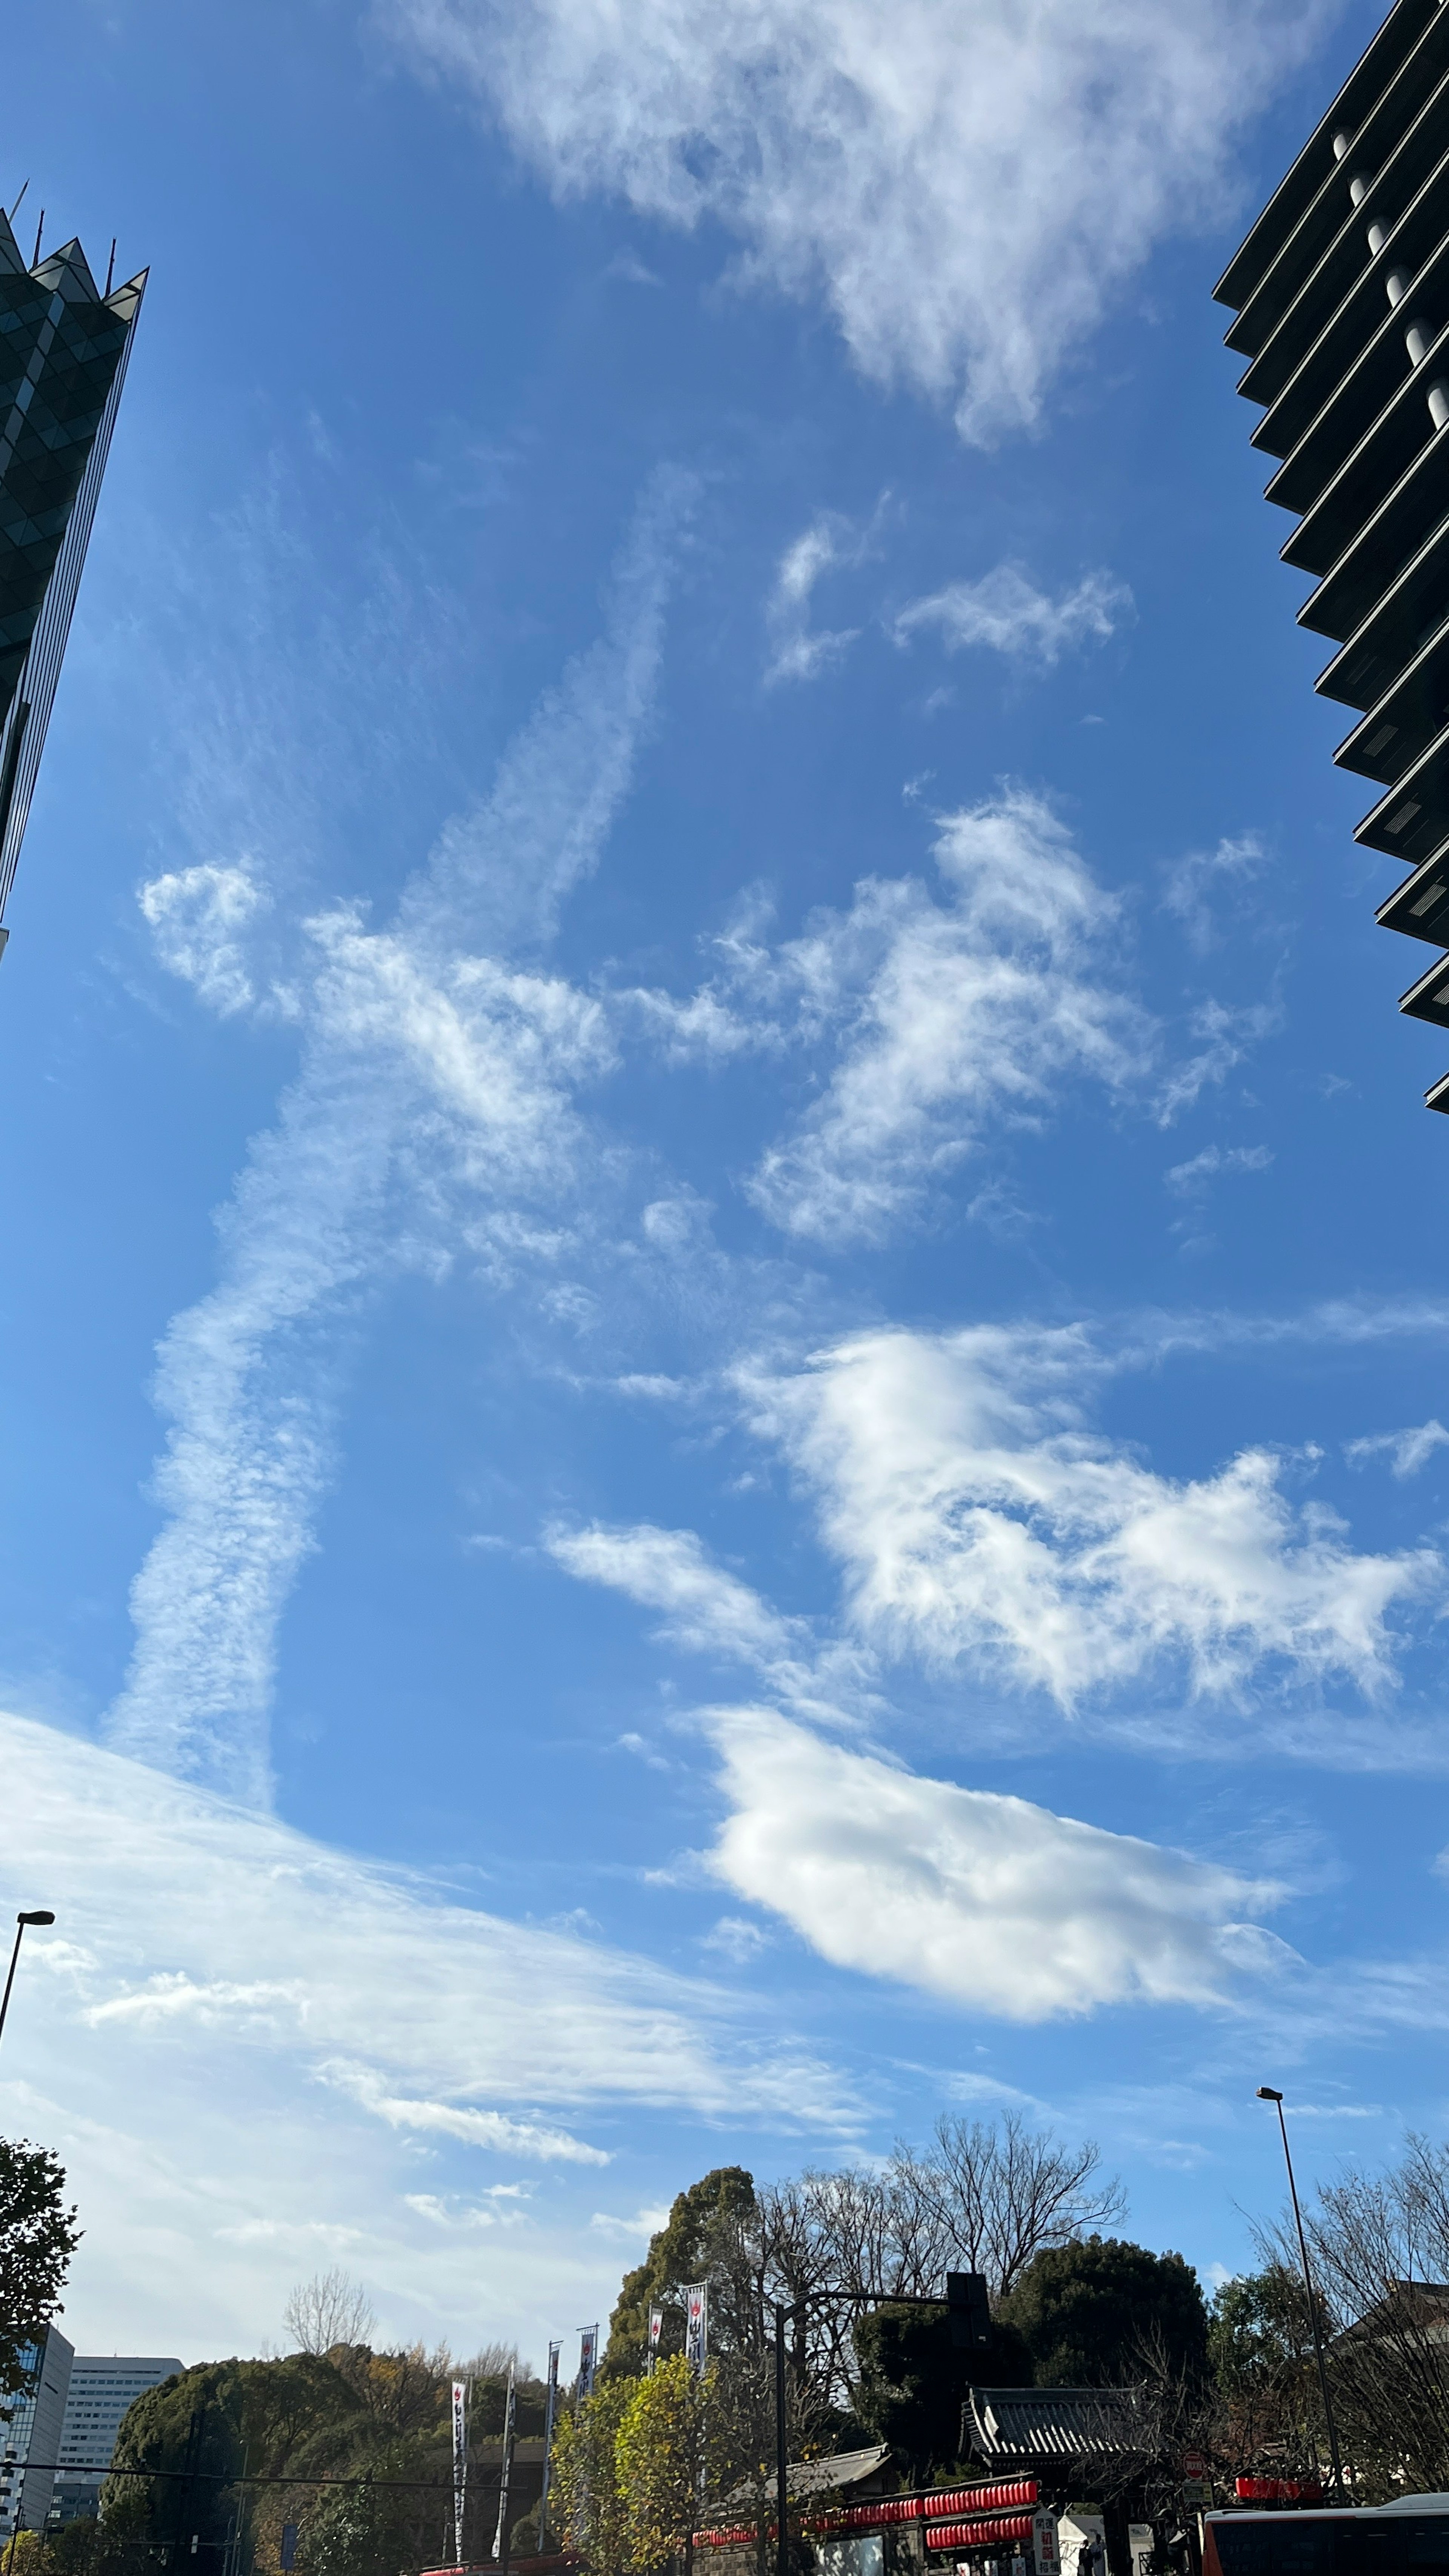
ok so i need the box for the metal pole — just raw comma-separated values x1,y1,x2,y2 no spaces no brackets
1258,2088,1345,2499
0,1925,25,2052
0,1915,54,2052
538,2343,559,2554
492,2368,515,2573
773,2304,789,2576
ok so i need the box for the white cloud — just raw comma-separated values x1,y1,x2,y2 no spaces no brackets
746,787,1153,1243
763,514,870,685
118,476,690,1805
1160,832,1267,954
1165,1143,1274,1194
701,1915,772,1963
547,1518,874,1723
891,566,1130,666
385,0,1324,442
744,1323,1437,1705
588,2204,670,2239
140,862,271,1016
708,1710,1287,2018
317,2062,610,2164
1347,1421,1449,1479
1155,996,1279,1126
546,1520,796,1664
0,1711,854,2356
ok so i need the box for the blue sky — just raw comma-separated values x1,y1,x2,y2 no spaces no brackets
3,0,1449,2370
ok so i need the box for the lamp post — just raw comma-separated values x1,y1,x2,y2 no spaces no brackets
0,1913,54,2053
771,2301,795,2576
1257,2086,1346,2499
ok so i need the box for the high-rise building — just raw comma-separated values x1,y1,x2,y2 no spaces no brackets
0,201,145,945
49,2354,183,2528
1215,0,1449,1110
0,2324,73,2538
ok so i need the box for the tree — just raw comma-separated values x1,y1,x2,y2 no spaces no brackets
605,2170,758,2377
999,2238,1208,2388
853,2304,1032,2484
892,2115,1127,2298
549,2378,634,2573
102,2364,248,2576
615,2357,712,2571
295,2447,432,2576
0,2140,80,2401
284,2271,377,2358
1251,2131,1449,2495
1208,2267,1321,2482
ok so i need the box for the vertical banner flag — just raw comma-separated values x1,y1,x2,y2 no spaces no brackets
647,2304,664,2373
451,2379,468,2568
683,2283,708,2376
577,2326,598,2399
491,2367,517,2567
538,2341,561,2545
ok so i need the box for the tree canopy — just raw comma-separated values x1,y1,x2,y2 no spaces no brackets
998,2236,1209,2388
0,2138,80,2401
605,2167,757,2376
853,2302,1031,2482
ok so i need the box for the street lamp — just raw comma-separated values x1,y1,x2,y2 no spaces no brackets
0,1912,54,2052
1257,2086,1346,2500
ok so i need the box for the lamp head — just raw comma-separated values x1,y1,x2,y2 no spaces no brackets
1257,2086,1284,2103
17,1912,54,1927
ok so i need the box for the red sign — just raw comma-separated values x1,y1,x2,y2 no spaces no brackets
1183,2452,1207,2478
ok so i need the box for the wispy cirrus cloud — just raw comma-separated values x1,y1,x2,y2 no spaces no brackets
546,1519,874,1721
1165,1142,1274,1194
891,565,1130,666
384,0,1326,441
763,515,867,686
112,474,692,1806
1160,832,1268,954
746,787,1152,1243
0,1710,854,2356
1347,1420,1449,1479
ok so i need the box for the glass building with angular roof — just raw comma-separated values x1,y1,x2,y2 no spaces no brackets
1217,0,1449,1111
0,203,145,944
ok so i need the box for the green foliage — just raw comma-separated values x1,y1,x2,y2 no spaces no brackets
999,2236,1209,2388
614,2358,712,2571
0,2140,81,2403
1208,2268,1312,2404
604,2170,756,2378
549,2377,635,2572
853,2304,1031,2482
93,2348,539,2576
294,2450,432,2576
100,2362,247,2576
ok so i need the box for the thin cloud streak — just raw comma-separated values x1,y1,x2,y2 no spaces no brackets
112,475,693,1804
891,565,1130,665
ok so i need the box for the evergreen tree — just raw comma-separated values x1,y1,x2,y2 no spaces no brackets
604,2169,757,2377
999,2237,1208,2388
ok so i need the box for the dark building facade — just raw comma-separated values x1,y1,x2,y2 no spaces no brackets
1216,0,1449,1111
0,203,145,942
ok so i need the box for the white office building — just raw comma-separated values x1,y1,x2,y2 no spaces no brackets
50,2356,183,2527
0,2326,74,2538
